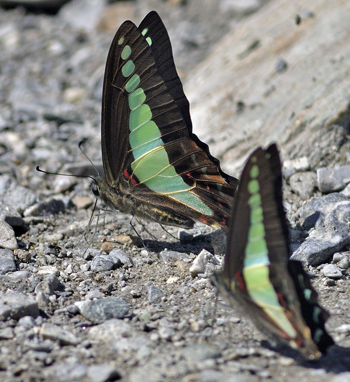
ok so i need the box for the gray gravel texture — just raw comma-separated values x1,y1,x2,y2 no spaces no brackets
0,1,350,382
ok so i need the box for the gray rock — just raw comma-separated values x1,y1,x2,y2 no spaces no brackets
52,176,78,194
211,229,226,255
328,372,350,382
283,156,310,179
289,172,317,200
90,254,121,272
322,264,343,279
36,291,50,310
190,249,219,277
25,338,54,352
341,182,350,197
2,185,37,214
317,166,350,193
0,204,24,227
159,250,192,263
37,265,60,276
0,291,39,320
87,364,121,382
18,315,36,328
0,248,16,273
75,297,130,324
35,274,63,296
40,323,79,345
84,248,101,261
158,319,176,340
181,344,221,362
333,252,350,269
147,285,164,303
43,362,88,381
24,198,65,217
0,219,17,250
109,248,133,267
297,194,350,231
88,319,151,353
0,326,14,339
338,257,350,269
291,231,350,265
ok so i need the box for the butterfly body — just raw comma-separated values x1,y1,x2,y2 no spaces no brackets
98,11,238,229
213,144,333,359
97,176,195,228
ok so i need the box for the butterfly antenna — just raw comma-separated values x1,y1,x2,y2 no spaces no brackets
36,166,98,186
78,139,100,177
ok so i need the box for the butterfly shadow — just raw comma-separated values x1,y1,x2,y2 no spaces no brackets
261,341,350,372
142,232,215,255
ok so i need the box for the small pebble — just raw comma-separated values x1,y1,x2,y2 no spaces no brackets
322,264,343,279
75,297,130,323
40,323,79,346
189,249,219,277
147,285,164,303
0,248,16,274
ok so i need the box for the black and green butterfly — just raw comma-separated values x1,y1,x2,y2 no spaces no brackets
95,11,238,229
212,144,334,360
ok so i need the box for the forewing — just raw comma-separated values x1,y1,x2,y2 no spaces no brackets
102,11,237,228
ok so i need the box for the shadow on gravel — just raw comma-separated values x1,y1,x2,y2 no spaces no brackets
143,235,214,255
263,341,350,372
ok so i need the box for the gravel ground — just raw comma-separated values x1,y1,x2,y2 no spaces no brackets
0,1,350,382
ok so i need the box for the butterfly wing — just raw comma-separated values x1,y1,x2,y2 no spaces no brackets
214,144,333,359
100,11,238,228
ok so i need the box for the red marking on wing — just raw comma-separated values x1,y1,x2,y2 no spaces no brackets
280,331,291,339
199,215,209,225
235,272,246,291
124,169,138,186
277,293,285,305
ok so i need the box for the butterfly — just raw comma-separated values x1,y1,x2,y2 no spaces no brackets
94,11,238,229
212,143,334,360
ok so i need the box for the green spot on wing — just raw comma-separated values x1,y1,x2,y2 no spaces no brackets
118,37,125,45
248,193,261,208
128,88,146,110
121,45,131,60
146,37,152,46
251,206,263,224
125,74,141,93
304,288,312,300
141,28,148,36
122,60,135,77
248,222,265,240
129,104,152,130
313,328,324,343
248,179,259,194
250,164,259,178
130,121,163,159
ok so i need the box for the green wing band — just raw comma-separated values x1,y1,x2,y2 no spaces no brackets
117,30,213,216
243,159,297,338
